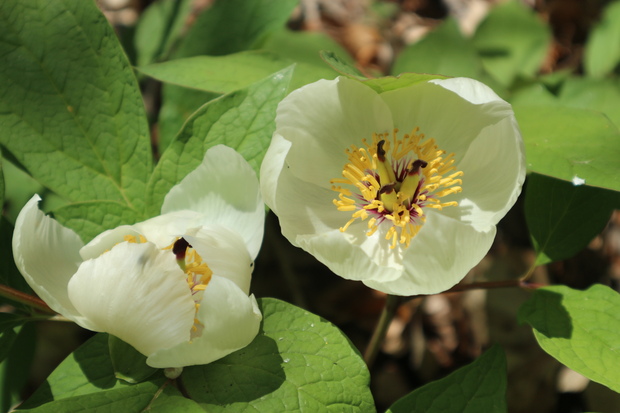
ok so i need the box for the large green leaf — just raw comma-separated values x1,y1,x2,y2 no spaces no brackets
17,381,167,413
584,0,620,78
134,0,194,67
519,284,620,393
184,298,374,412
392,18,482,79
51,201,143,244
0,0,152,212
525,173,620,265
386,346,507,413
158,0,299,147
175,0,298,58
558,77,620,128
472,0,551,86
18,299,372,412
108,335,157,384
139,52,289,93
17,334,125,409
515,104,620,192
146,67,293,216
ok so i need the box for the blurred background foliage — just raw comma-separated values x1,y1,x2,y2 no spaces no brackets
2,0,620,411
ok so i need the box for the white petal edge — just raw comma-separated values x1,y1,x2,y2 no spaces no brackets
363,212,496,296
443,115,526,230
275,77,393,189
429,77,505,105
12,195,86,323
68,242,195,357
185,225,254,295
146,275,262,368
162,145,264,259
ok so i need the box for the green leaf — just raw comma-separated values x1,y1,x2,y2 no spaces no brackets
0,149,4,210
18,334,122,409
139,51,296,94
584,0,620,78
519,284,620,393
183,298,374,412
386,346,507,413
146,67,293,216
525,173,620,265
320,50,366,79
362,73,448,94
392,18,482,79
157,0,298,149
0,323,35,412
108,335,157,384
515,104,620,192
175,0,299,58
0,313,27,364
16,381,166,413
0,159,43,224
134,0,194,67
558,77,620,128
147,386,205,413
52,201,142,244
0,0,152,212
472,0,551,86
158,86,220,151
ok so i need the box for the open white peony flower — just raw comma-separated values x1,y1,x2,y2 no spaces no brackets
13,145,264,368
261,76,525,296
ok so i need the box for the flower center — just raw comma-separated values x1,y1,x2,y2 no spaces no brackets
167,237,213,337
330,128,463,249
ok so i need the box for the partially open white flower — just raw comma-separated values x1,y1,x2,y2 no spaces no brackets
13,145,264,368
261,76,525,296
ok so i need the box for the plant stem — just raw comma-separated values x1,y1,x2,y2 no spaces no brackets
0,284,54,314
364,294,407,368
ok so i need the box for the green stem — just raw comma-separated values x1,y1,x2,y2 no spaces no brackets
0,284,54,314
363,294,407,368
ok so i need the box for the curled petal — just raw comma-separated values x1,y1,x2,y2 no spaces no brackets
12,195,86,323
146,275,262,368
68,242,195,357
162,145,264,259
185,225,253,295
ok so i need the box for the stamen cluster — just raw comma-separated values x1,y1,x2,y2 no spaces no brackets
330,128,463,248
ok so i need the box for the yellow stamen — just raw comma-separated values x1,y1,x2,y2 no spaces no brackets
331,128,463,248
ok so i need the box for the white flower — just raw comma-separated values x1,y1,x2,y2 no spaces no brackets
13,145,264,368
261,76,525,296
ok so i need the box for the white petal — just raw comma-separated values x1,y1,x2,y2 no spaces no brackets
296,226,403,284
429,77,504,105
185,226,253,295
363,212,496,296
162,145,264,259
146,276,262,368
12,195,86,322
264,148,349,242
275,77,393,188
443,116,526,230
68,242,195,357
260,133,291,213
380,79,514,161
